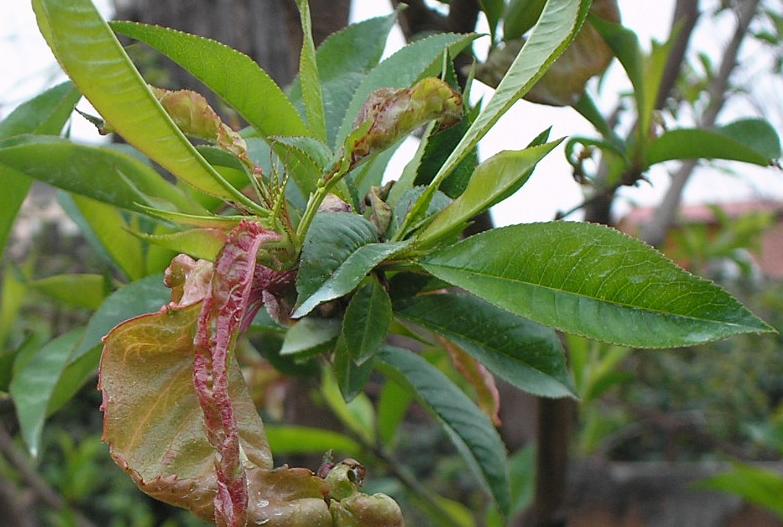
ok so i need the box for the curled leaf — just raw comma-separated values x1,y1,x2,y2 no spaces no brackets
151,87,251,166
351,78,463,164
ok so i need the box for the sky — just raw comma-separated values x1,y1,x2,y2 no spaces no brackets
2,0,782,226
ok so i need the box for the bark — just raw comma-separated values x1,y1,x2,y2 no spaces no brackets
642,0,761,247
115,0,351,87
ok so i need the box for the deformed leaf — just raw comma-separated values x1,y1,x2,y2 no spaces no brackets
422,222,773,348
110,21,309,139
99,303,274,519
336,32,476,147
32,0,252,204
74,274,171,361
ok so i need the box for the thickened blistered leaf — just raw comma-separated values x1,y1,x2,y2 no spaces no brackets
99,303,273,520
150,87,251,166
351,78,462,165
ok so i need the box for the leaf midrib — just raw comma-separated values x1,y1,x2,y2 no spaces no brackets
423,262,762,331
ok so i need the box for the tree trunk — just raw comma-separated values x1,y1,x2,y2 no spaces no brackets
115,0,351,87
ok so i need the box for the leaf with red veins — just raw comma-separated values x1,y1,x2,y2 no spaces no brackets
438,335,502,427
99,303,272,521
193,221,282,526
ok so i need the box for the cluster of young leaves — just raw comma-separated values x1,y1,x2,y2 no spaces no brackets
0,0,779,525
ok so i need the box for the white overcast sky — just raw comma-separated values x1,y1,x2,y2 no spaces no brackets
2,0,782,225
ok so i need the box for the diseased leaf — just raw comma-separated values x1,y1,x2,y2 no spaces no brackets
378,346,510,515
294,212,408,318
646,119,782,167
74,274,171,361
342,277,392,365
440,336,502,426
335,33,476,147
11,328,84,458
32,0,257,207
289,14,397,146
418,142,560,245
349,78,463,166
29,273,107,310
295,0,327,142
422,222,773,348
0,136,196,214
110,21,309,139
265,426,361,457
100,303,274,520
395,292,573,398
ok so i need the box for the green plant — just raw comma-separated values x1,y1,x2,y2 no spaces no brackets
1,0,781,525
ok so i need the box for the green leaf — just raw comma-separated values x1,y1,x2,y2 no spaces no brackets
377,380,413,446
378,346,510,515
294,0,327,142
280,317,340,356
418,141,560,245
335,33,476,147
0,136,195,213
11,328,84,458
343,277,392,365
646,119,782,167
0,81,80,139
29,273,107,310
294,212,408,317
0,266,26,346
134,205,244,230
268,136,332,197
590,15,645,122
265,426,361,457
73,274,170,361
110,21,308,139
698,464,783,518
70,194,145,281
504,0,547,40
289,14,397,146
131,227,228,262
481,0,506,42
422,222,773,348
406,0,590,233
395,293,574,398
334,339,376,402
47,345,101,416
322,366,376,444
32,0,256,206
0,82,82,254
